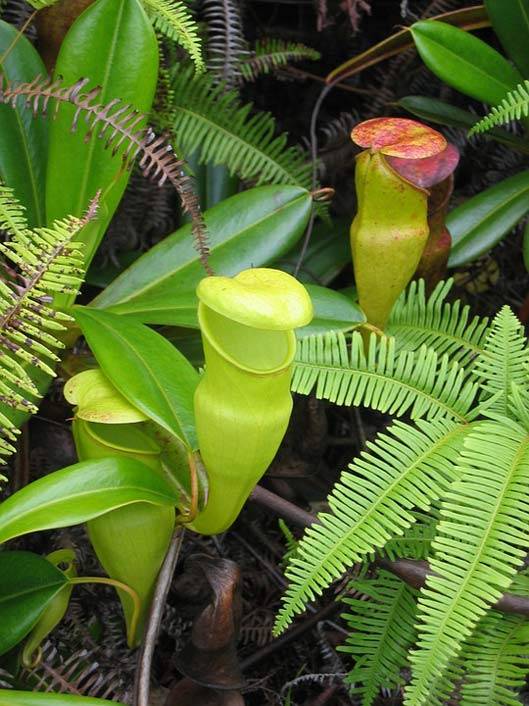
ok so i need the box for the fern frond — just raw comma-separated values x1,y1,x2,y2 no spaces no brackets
471,307,529,418
469,80,529,136
273,417,468,634
278,518,299,565
292,331,477,423
0,75,209,271
141,0,204,73
0,182,28,238
380,513,437,561
170,65,314,192
407,419,529,706
241,38,320,82
202,0,249,87
0,186,95,462
458,611,529,706
386,279,489,366
341,570,418,706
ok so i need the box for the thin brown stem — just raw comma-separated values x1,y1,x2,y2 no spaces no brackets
249,484,529,619
134,527,185,706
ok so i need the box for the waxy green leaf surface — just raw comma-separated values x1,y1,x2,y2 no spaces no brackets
73,307,199,449
447,169,529,267
410,20,524,106
0,457,178,545
0,20,48,227
0,552,67,656
46,0,158,270
91,186,312,327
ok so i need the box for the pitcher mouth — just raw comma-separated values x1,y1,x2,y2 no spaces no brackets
197,303,296,375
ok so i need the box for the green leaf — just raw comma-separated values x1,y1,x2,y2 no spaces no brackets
46,0,159,268
279,217,351,285
0,693,126,706
0,20,48,227
523,219,529,272
0,457,178,545
72,307,199,449
0,551,67,656
90,185,312,326
325,6,490,83
297,285,365,338
447,170,529,267
485,0,529,77
410,20,523,105
398,96,529,154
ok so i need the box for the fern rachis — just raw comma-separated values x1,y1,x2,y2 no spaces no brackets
407,419,529,705
276,288,529,706
469,79,529,136
0,185,95,461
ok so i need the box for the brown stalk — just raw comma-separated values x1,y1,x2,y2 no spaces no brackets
249,484,529,618
0,75,212,274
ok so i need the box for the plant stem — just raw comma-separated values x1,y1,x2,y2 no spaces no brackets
249,484,529,618
133,527,185,706
69,576,141,645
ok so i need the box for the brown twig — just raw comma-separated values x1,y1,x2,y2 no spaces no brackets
134,527,186,706
249,484,529,618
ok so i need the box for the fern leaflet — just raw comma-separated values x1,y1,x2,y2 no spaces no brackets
170,65,314,192
341,570,418,706
292,331,477,422
407,419,529,706
386,279,489,365
141,0,204,73
241,38,320,82
471,307,529,418
273,418,468,634
0,185,94,462
379,513,437,561
202,0,248,87
469,80,529,136
459,610,529,706
0,74,209,270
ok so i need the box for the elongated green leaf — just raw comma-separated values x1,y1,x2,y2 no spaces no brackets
0,693,126,706
0,552,67,656
325,6,489,83
297,285,365,338
0,20,48,227
46,0,159,268
398,96,529,154
0,457,178,545
73,307,199,448
485,0,529,77
447,169,529,267
410,20,523,106
90,185,312,326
